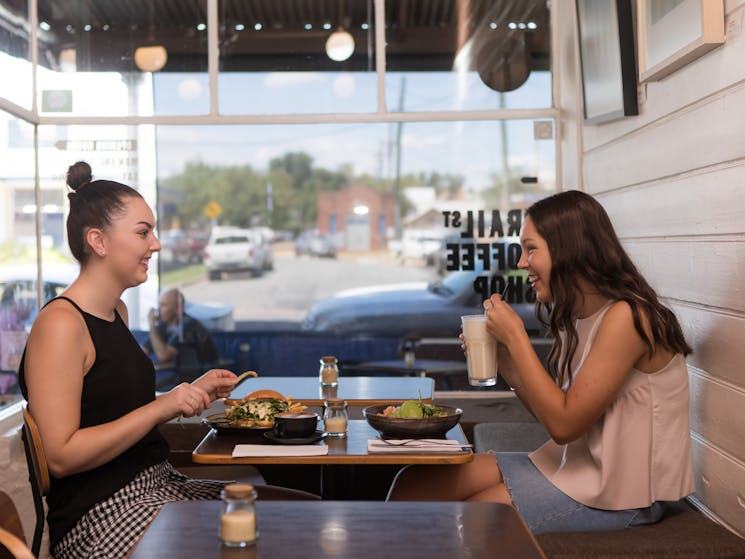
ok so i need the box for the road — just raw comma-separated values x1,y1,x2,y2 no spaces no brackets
182,246,438,324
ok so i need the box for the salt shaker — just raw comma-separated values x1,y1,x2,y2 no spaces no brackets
220,483,257,547
319,355,339,387
323,398,348,438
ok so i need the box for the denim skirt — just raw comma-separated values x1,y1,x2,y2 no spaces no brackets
495,452,665,534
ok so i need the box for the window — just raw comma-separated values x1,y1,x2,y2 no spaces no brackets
0,0,557,407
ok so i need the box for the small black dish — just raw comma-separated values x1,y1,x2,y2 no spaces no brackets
263,430,327,445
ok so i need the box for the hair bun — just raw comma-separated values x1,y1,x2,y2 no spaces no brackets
66,161,93,191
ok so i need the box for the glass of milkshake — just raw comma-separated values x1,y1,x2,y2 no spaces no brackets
461,314,498,386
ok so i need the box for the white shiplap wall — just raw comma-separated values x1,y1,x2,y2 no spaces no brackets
562,0,745,538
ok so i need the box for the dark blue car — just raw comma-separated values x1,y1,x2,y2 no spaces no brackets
301,262,542,339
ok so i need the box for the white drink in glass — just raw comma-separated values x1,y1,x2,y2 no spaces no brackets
461,314,498,386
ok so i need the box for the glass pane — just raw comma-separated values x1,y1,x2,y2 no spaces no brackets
36,0,208,116
37,124,159,329
0,112,36,409
385,0,551,111
218,0,376,114
154,120,554,389
0,0,32,109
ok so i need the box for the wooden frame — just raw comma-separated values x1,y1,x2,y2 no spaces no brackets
576,0,638,123
637,0,725,82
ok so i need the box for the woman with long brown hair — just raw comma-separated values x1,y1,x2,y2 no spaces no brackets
388,190,695,533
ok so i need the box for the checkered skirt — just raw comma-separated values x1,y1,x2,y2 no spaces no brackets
53,461,227,559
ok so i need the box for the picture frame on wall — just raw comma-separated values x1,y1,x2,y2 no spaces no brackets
576,0,638,124
637,0,725,82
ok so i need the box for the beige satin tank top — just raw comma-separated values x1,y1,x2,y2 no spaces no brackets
529,302,696,510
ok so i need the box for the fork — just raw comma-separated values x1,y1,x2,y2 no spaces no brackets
377,436,473,448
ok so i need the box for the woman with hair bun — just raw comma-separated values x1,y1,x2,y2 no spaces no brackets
388,190,695,534
18,162,240,558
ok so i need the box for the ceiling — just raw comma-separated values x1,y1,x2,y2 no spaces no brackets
2,0,549,84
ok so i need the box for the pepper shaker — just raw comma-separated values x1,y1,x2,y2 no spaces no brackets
319,355,339,387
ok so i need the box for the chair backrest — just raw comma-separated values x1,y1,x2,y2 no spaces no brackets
0,528,34,559
21,408,50,496
0,491,34,559
21,407,50,557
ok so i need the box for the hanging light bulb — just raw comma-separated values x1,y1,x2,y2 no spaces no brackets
326,29,355,62
134,45,168,72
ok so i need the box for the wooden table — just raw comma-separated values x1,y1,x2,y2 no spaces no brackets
230,376,434,406
129,500,547,559
194,419,473,499
193,420,472,466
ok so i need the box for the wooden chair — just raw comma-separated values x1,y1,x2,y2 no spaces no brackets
0,491,34,559
21,407,50,558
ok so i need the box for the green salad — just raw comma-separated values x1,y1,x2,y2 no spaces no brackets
381,399,449,419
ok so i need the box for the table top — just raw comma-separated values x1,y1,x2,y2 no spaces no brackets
193,420,473,465
129,500,546,559
229,376,434,406
353,359,468,374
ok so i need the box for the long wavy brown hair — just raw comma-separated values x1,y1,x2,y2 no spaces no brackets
527,191,691,385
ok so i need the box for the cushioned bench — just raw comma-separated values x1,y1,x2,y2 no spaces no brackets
473,421,745,559
536,501,745,559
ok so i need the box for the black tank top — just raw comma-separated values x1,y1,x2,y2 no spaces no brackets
19,296,170,548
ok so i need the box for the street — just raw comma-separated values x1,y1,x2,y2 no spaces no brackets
182,245,438,324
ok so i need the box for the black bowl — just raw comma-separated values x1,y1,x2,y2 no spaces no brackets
362,404,463,438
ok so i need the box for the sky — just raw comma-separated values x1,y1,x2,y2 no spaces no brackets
153,70,555,191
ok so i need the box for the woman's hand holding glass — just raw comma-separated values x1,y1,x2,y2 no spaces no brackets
483,293,527,346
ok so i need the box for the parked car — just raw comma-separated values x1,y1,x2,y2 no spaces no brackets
434,233,475,276
389,229,445,265
301,260,542,339
250,228,274,271
0,263,77,328
160,229,209,264
294,231,337,258
203,228,269,280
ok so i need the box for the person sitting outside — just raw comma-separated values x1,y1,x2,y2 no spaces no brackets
142,288,219,371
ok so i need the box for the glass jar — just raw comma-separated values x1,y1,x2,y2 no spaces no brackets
319,355,339,387
220,483,257,547
323,398,348,438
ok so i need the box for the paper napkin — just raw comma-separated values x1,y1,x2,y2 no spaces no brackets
367,439,469,454
232,444,329,457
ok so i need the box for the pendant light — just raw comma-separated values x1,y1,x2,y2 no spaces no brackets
326,0,355,62
135,4,168,72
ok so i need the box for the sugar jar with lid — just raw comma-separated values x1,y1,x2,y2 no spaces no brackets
220,483,257,547
323,398,348,438
319,355,339,387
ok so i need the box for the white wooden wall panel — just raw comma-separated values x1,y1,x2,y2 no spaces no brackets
689,370,745,461
583,83,745,192
567,0,745,538
593,165,745,239
555,0,581,191
691,436,745,536
672,303,745,389
726,0,745,13
623,240,745,311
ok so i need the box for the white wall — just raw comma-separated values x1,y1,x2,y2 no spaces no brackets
558,0,745,537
